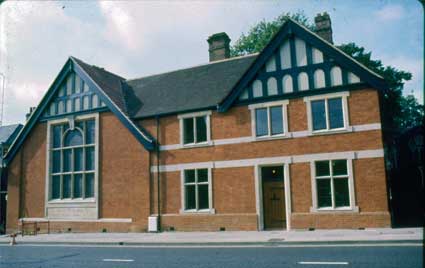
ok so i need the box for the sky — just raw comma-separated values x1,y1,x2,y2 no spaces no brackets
0,0,423,125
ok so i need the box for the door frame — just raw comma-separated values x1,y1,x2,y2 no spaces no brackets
255,163,291,231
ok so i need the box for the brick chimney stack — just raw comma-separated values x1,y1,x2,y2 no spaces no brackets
207,32,231,62
314,12,333,44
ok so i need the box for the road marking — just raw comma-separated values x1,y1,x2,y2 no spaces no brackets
299,261,348,265
103,259,134,262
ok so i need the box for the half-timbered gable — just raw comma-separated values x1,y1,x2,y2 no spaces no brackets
42,72,107,119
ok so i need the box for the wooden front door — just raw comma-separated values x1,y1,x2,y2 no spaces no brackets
263,181,286,229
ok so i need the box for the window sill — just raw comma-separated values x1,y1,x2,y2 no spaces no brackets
253,133,292,142
309,206,359,213
47,198,96,207
179,208,216,215
309,126,353,137
181,141,213,149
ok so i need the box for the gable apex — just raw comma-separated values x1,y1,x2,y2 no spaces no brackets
5,57,155,165
218,18,388,112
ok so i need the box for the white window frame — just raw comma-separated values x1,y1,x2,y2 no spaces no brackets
248,100,290,141
309,156,358,213
178,111,212,148
304,91,352,135
180,166,214,214
45,113,99,219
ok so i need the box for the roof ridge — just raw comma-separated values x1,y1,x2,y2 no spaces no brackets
126,53,259,82
70,56,127,81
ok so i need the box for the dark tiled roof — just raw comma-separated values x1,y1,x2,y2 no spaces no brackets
71,57,129,115
125,54,257,118
0,124,23,146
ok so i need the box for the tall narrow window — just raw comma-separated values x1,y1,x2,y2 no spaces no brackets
315,160,350,209
50,118,96,200
183,169,211,211
179,112,211,146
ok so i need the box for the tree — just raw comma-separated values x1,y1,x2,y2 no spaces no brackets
230,11,315,57
230,11,424,135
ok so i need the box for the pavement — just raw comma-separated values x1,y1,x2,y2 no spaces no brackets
0,227,423,246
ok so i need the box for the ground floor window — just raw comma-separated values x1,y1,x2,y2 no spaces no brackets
182,168,212,212
314,159,351,209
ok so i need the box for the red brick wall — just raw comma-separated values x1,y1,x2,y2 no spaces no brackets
290,157,390,229
7,112,152,233
99,113,151,228
6,88,389,232
140,88,390,230
152,130,382,166
7,123,47,232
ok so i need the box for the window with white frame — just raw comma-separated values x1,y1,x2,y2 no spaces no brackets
249,100,289,138
182,168,212,211
178,111,211,146
49,116,97,201
314,159,351,209
304,92,350,133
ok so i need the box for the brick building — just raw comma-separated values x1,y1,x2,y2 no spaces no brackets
5,14,391,233
0,124,23,233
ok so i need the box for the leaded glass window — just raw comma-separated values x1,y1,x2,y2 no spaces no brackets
315,160,350,209
50,118,96,200
183,169,210,211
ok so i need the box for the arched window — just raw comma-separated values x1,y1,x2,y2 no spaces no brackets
64,129,83,147
267,77,278,96
330,66,343,86
280,41,291,69
312,48,323,64
298,72,309,91
314,69,326,88
252,80,263,98
295,38,307,66
50,118,96,200
282,75,293,93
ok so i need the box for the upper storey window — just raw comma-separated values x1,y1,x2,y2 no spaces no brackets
178,111,211,147
249,100,289,140
304,92,351,134
49,114,98,201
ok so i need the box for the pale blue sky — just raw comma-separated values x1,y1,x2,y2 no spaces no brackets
0,0,423,124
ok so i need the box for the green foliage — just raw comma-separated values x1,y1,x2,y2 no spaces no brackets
230,11,315,57
230,11,423,134
337,43,423,133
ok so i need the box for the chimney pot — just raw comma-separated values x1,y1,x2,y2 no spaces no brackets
207,32,231,62
25,106,36,121
314,12,333,44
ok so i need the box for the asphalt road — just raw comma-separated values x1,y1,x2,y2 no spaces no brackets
0,243,423,268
